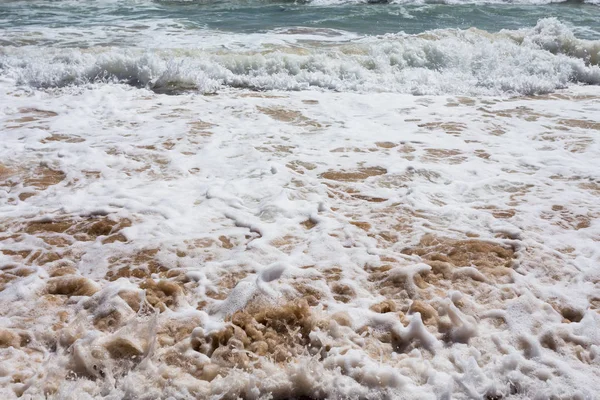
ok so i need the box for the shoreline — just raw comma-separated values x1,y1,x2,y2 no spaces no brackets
1,84,599,398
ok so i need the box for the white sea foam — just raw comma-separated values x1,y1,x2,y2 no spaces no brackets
2,4,600,399
1,19,598,96
1,75,600,398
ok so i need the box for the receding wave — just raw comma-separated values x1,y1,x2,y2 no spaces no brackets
1,18,598,96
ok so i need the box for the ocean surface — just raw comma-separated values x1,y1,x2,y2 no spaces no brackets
1,0,599,399
1,0,600,95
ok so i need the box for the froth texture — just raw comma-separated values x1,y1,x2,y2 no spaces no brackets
1,19,599,96
1,81,599,398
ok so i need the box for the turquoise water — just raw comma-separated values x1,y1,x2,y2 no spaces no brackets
1,0,599,39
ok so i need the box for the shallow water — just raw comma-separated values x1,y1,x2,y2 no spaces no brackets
1,0,600,95
1,0,600,399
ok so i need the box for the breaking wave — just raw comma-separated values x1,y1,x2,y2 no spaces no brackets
1,18,599,96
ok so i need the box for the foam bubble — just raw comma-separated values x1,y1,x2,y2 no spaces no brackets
2,14,600,399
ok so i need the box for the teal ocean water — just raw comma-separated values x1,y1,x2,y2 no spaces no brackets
1,0,599,38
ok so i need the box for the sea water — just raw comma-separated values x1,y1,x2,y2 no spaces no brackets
1,0,599,399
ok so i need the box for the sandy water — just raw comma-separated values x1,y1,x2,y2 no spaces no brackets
1,0,600,399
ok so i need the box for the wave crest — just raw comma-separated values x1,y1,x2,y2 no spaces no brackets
1,18,599,96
